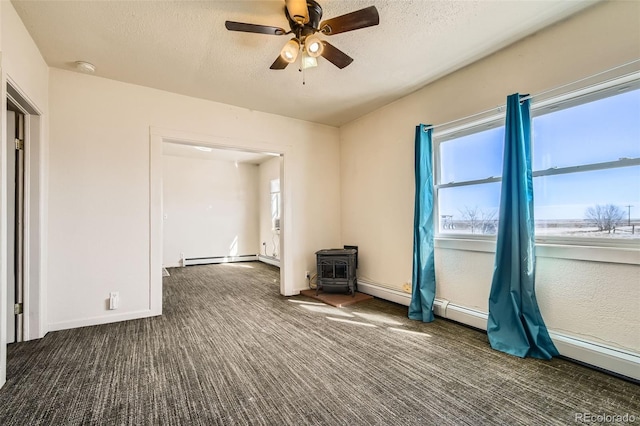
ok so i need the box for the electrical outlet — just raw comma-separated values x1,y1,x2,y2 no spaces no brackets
402,281,412,294
109,291,119,310
305,271,310,280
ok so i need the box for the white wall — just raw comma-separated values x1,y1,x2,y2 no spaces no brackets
1,3,48,111
258,156,281,259
340,0,640,356
0,1,49,387
48,67,341,330
162,153,259,267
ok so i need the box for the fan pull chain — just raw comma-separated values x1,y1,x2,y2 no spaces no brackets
299,60,306,85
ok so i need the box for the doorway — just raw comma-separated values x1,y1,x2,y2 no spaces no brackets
161,142,281,269
4,82,45,342
149,127,295,310
6,102,25,344
1,82,45,388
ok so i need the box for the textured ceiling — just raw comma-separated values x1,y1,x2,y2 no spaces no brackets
12,0,595,127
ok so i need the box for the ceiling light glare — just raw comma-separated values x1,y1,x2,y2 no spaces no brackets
193,146,213,152
280,39,300,63
75,61,96,73
305,36,324,58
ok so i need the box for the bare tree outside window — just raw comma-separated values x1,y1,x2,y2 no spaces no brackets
584,204,625,233
458,206,481,234
458,206,498,234
480,209,498,234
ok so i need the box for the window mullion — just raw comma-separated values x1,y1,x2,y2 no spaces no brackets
533,158,640,178
437,176,502,189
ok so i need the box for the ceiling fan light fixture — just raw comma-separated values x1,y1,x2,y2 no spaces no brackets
225,2,380,71
304,36,324,58
301,52,318,69
280,38,300,63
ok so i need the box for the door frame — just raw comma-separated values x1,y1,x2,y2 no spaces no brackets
149,127,295,316
5,107,19,345
0,76,47,386
6,79,46,341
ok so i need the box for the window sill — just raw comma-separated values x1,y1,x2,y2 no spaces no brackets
435,237,640,265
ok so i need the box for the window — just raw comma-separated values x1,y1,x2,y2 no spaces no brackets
438,125,504,236
531,87,640,241
270,178,281,231
435,78,640,244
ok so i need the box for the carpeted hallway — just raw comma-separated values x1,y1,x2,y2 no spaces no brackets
0,261,638,425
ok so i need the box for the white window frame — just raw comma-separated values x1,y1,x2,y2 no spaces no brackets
433,74,640,264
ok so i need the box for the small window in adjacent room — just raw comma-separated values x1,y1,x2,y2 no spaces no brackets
434,78,640,244
270,178,281,231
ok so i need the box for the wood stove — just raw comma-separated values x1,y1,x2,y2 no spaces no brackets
315,248,357,296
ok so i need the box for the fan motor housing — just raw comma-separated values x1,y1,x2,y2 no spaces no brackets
286,0,323,37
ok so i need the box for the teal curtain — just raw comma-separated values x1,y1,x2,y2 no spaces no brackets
487,94,558,359
409,124,436,323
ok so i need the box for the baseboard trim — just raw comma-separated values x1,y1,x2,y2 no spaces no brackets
48,309,159,332
549,332,640,382
258,255,281,268
440,303,489,331
357,279,640,381
357,281,410,306
184,255,258,266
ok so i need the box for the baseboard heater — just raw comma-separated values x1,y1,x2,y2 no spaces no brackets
183,254,258,266
257,254,280,268
356,279,640,382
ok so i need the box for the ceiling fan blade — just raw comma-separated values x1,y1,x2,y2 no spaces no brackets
320,41,353,69
270,55,290,70
225,21,287,36
320,6,379,35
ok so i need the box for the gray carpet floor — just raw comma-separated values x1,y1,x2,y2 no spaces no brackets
0,261,638,425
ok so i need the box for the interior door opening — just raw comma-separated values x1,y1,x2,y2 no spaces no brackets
2,82,44,388
6,101,25,344
151,129,294,312
160,141,285,292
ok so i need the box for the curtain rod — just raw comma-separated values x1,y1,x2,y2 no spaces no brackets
422,59,640,132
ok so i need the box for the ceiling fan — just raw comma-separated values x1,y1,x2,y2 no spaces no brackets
225,0,379,70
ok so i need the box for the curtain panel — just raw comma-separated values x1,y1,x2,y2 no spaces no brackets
409,124,436,323
487,94,558,359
